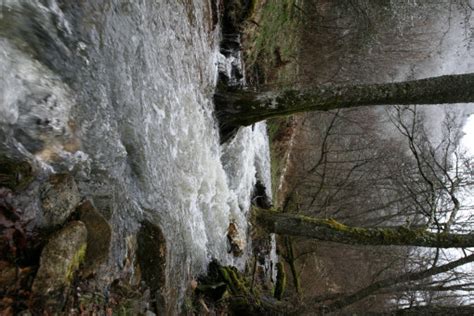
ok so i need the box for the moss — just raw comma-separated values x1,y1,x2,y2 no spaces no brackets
273,262,286,300
322,218,349,231
198,261,282,315
65,243,86,283
218,266,247,295
294,215,350,232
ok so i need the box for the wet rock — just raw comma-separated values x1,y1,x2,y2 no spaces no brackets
251,180,272,209
0,261,16,289
76,200,111,277
32,221,87,297
136,221,167,314
123,235,141,286
106,280,152,315
0,155,34,191
40,173,80,227
227,222,245,257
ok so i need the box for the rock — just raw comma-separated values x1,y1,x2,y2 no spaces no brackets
136,221,167,314
227,222,245,257
40,173,80,227
76,200,111,277
32,221,87,297
251,180,272,209
0,261,16,289
123,235,141,286
0,155,34,191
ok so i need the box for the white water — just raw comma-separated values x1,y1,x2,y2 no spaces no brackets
0,0,272,309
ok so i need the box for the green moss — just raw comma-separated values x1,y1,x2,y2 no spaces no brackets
198,261,271,314
294,215,350,231
65,243,87,283
218,266,248,295
323,218,349,231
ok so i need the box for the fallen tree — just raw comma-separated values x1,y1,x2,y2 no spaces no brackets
216,73,474,138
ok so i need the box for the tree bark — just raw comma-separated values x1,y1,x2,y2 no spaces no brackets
215,73,474,138
256,210,474,248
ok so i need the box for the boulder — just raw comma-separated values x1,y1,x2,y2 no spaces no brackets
40,173,80,227
32,221,87,297
76,200,111,277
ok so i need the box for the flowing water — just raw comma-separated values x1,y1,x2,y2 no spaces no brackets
0,0,271,310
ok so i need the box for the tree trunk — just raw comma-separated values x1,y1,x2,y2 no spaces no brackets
256,210,474,248
215,73,474,138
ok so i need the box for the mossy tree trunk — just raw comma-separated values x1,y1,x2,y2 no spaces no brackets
256,210,474,248
215,73,474,137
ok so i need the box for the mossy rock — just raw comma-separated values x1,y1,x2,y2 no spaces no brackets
76,200,111,277
32,221,87,309
40,173,81,228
